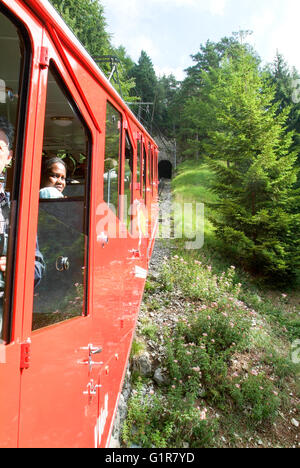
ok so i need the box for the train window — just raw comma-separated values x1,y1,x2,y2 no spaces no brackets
136,135,141,194
32,64,91,331
152,147,156,193
142,144,147,203
148,143,152,188
0,9,30,342
124,131,133,231
104,102,121,216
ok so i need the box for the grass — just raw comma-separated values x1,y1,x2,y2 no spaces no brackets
172,160,218,241
122,159,300,448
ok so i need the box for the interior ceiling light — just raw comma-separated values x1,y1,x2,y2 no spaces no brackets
51,116,74,127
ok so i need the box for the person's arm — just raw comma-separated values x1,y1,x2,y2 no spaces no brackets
34,239,45,287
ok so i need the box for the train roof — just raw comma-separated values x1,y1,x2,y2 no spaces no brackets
23,0,158,147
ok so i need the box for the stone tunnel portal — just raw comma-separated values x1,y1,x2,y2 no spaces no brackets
158,160,173,179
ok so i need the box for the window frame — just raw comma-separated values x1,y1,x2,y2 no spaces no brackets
0,4,32,343
123,129,134,233
31,60,93,330
142,142,147,204
103,100,123,219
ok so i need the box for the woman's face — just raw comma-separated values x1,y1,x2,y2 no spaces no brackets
44,162,66,193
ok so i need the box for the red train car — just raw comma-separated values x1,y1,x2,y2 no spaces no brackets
0,0,159,448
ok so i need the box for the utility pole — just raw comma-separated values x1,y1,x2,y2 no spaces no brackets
94,55,123,98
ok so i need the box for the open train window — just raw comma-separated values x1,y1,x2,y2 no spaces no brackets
32,63,91,331
0,8,30,343
104,102,121,217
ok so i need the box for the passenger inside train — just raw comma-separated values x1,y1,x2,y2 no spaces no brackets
39,157,67,198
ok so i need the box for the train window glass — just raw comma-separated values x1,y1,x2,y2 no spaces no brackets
104,102,121,216
136,135,141,193
0,10,30,342
152,156,155,187
148,143,152,188
123,131,133,231
32,64,91,331
143,144,147,203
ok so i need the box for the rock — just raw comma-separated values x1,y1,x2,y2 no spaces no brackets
117,394,128,424
109,364,132,448
109,409,121,448
153,367,168,386
132,351,152,377
109,434,121,448
291,418,299,428
122,369,132,401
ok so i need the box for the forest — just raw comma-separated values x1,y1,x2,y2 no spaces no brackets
49,0,300,286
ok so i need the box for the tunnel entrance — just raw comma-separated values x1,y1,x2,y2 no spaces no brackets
158,160,173,179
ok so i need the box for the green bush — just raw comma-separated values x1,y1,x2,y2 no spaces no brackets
230,374,280,425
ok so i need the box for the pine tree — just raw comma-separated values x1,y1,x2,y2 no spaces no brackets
267,52,300,183
203,50,300,282
177,34,258,161
154,74,180,137
128,51,158,128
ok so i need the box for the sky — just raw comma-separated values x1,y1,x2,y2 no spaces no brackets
100,0,300,81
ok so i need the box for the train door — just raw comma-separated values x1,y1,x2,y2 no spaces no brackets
17,53,97,447
0,5,33,447
95,102,139,347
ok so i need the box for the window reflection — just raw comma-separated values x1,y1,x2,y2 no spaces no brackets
124,132,133,231
104,102,121,215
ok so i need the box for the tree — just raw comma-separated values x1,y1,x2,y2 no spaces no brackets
128,51,158,128
176,34,259,160
153,74,180,137
266,52,300,183
50,0,110,58
202,49,300,282
49,0,136,101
